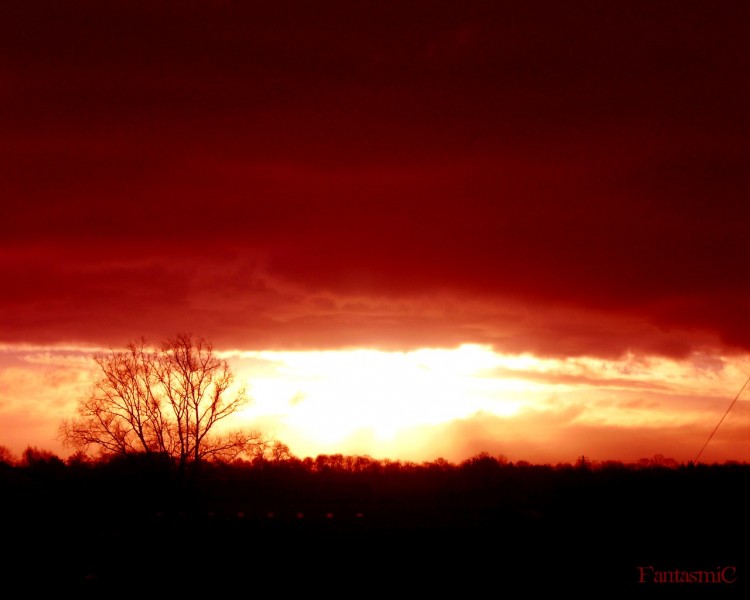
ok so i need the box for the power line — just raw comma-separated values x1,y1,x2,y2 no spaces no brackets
695,374,750,463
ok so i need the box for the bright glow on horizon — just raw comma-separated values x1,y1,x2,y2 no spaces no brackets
236,345,525,445
226,345,750,461
1,343,748,463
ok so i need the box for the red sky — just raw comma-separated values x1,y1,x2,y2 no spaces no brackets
1,1,748,462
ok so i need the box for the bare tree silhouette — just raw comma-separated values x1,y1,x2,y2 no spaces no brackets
61,334,264,473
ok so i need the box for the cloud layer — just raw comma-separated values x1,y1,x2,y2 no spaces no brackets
1,1,748,357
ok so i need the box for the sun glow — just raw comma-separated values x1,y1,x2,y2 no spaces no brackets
240,345,524,445
219,345,750,461
2,343,748,462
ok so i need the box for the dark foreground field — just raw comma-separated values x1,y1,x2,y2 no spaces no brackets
2,456,748,596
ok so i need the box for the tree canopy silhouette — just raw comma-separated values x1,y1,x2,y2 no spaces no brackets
61,334,264,469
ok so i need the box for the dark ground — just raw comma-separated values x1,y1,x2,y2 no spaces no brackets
2,457,747,596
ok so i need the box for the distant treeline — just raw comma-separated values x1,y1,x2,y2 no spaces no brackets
2,445,747,521
2,444,749,594
0,443,731,472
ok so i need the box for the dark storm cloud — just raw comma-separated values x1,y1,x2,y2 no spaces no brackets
1,1,747,355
